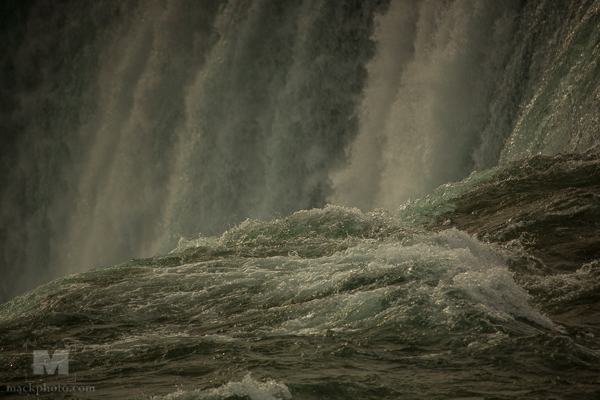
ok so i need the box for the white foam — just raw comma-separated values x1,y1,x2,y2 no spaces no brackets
153,374,291,400
2,213,557,338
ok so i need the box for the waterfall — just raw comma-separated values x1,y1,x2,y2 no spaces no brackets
1,0,599,302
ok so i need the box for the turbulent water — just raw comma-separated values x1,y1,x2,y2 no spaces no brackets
1,0,600,398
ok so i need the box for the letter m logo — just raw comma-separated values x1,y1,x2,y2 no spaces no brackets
33,350,69,375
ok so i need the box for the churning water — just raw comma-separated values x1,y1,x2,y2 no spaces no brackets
1,0,600,398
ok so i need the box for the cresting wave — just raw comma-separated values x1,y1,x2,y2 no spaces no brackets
0,206,555,335
1,183,600,397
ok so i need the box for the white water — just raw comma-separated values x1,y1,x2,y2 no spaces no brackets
0,207,555,335
153,374,291,400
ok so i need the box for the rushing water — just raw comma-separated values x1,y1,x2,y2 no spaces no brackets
1,0,600,398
